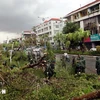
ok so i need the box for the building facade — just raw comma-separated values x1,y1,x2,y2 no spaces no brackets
35,18,65,44
21,31,36,46
64,0,100,49
22,31,36,38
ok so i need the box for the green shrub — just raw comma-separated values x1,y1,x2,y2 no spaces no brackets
38,85,59,100
96,45,100,52
53,50,67,54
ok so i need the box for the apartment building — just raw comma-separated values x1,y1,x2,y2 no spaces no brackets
64,0,100,49
35,18,65,44
22,31,36,38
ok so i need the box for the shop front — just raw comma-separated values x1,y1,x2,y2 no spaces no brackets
90,34,100,48
84,37,91,49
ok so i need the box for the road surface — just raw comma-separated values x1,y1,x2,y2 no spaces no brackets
56,54,99,74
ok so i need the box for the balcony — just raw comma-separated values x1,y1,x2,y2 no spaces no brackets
88,9,100,15
73,10,100,22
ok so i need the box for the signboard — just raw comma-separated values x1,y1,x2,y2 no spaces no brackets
90,34,100,41
84,37,90,42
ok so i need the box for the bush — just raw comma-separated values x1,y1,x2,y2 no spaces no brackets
54,49,100,56
53,50,67,54
89,51,100,56
0,64,100,100
96,45,100,52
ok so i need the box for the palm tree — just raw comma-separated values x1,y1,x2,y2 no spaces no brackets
65,29,90,50
39,34,49,47
65,41,71,50
53,33,66,49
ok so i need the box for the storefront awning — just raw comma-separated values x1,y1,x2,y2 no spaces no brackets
84,37,90,42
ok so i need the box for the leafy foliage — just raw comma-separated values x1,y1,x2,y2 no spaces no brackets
66,29,90,49
0,39,100,100
0,60,100,100
23,36,36,47
63,22,79,34
53,33,66,49
39,34,49,46
96,46,100,52
46,42,55,61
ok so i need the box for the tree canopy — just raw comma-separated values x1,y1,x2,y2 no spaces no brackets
53,33,66,49
66,29,90,49
63,22,80,34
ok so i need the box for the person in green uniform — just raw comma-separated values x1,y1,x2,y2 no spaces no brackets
96,57,100,75
81,57,86,73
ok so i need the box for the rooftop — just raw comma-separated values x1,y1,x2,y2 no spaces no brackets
64,0,100,17
36,18,61,27
23,31,35,34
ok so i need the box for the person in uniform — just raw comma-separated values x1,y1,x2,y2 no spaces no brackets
81,57,86,73
77,54,81,60
96,57,100,75
72,56,76,74
63,52,70,62
72,56,76,67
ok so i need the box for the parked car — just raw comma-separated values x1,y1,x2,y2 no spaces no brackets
90,48,97,51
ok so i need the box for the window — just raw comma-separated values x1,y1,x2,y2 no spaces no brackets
44,27,48,31
38,30,40,33
80,9,88,17
90,4,99,13
73,13,79,20
54,30,59,34
55,25,59,28
99,26,100,33
49,26,51,29
98,15,100,24
49,37,52,40
49,32,52,35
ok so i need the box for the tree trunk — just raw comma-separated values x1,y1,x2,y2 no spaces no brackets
72,90,100,100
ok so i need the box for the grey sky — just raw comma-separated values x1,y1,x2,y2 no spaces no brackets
0,0,94,42
0,0,52,33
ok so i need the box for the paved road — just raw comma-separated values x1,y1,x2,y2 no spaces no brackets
56,54,99,74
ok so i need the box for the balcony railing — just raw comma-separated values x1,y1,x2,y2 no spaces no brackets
73,9,100,21
88,9,100,15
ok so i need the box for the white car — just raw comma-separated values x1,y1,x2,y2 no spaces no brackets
90,48,97,51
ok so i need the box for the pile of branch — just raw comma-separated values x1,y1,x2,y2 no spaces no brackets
72,90,100,100
0,74,5,82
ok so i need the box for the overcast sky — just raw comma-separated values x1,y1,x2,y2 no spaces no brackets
0,0,94,43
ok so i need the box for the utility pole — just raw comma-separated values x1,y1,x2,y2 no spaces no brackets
10,41,14,64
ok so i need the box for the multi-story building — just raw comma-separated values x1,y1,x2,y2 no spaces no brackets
64,0,100,49
35,18,65,44
22,31,36,38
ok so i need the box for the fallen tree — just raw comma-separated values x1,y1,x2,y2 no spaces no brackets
22,56,46,70
72,90,100,100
